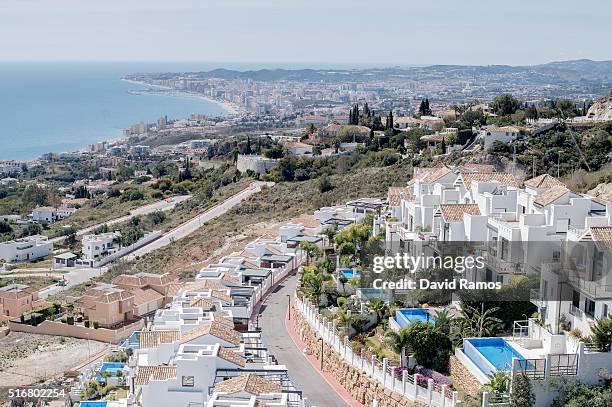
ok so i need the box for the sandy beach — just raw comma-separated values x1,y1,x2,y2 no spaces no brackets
122,78,243,115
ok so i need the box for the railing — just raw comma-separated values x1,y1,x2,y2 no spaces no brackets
487,392,510,406
514,358,546,380
569,304,584,319
296,296,457,407
549,354,578,376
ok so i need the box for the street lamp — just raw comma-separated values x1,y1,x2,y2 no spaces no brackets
286,294,291,320
318,337,324,370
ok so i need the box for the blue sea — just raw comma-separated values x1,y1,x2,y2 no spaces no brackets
0,62,230,160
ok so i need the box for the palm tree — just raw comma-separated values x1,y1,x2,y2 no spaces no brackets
305,274,324,306
368,298,388,323
589,316,612,352
485,372,510,394
433,306,455,335
385,328,411,367
299,241,321,265
459,303,502,338
336,308,353,337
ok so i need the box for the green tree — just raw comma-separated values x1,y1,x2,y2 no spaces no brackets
418,98,432,116
510,373,535,407
491,93,521,116
458,303,502,337
368,298,388,323
589,316,612,352
318,176,333,193
385,328,412,366
299,241,322,265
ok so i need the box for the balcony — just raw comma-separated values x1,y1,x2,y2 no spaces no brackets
484,252,527,275
530,289,543,307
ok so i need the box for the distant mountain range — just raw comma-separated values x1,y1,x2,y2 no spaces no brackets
141,59,612,84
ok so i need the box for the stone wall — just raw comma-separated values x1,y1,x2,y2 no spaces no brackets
293,305,425,407
8,318,144,343
449,356,481,397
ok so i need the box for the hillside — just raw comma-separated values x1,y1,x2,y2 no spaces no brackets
587,93,612,120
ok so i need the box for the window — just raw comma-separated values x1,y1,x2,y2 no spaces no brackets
556,219,569,234
500,238,509,260
182,376,194,387
603,304,609,318
584,298,595,318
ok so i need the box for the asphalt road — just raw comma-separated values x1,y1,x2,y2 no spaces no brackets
259,274,350,407
49,195,192,244
124,181,272,260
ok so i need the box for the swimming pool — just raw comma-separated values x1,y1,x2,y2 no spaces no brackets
395,308,434,328
464,338,525,375
357,288,390,302
339,269,358,279
96,362,126,382
79,402,107,407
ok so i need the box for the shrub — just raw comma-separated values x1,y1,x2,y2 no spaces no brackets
84,320,90,328
414,365,453,386
92,321,99,329
589,317,612,352
66,316,74,325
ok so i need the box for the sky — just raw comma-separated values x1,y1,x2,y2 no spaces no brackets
1,0,611,67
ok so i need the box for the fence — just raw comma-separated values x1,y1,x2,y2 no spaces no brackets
295,296,458,407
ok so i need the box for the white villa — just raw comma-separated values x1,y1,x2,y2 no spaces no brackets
378,165,612,406
0,235,53,263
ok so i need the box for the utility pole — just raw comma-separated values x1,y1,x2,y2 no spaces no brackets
557,151,561,178
532,156,536,178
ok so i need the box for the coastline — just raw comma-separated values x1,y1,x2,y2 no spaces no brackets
122,78,243,115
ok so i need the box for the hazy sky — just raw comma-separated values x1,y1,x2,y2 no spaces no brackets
2,0,611,66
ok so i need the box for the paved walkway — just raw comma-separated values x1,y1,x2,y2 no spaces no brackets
259,274,359,407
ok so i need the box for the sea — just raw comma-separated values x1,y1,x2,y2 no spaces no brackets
0,62,231,160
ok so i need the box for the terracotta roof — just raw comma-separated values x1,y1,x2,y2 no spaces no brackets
423,166,453,183
589,227,612,250
222,274,241,285
210,289,232,303
217,347,246,367
81,284,134,303
213,374,282,396
388,187,413,207
524,174,566,189
180,322,241,346
458,163,496,173
213,312,234,328
290,214,322,229
131,287,164,307
139,330,181,348
166,282,184,298
439,204,481,222
188,297,216,310
134,365,177,385
458,172,519,191
183,279,227,293
533,185,570,207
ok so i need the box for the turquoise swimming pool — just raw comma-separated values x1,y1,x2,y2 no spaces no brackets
464,338,525,375
395,308,434,328
96,362,126,382
339,268,358,279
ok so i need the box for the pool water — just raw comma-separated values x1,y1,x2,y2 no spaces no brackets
96,362,126,382
395,308,434,328
339,269,357,279
467,338,525,371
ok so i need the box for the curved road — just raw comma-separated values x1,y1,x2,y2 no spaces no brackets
259,274,349,407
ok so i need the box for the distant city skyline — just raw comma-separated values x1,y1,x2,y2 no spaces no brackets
1,0,611,66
